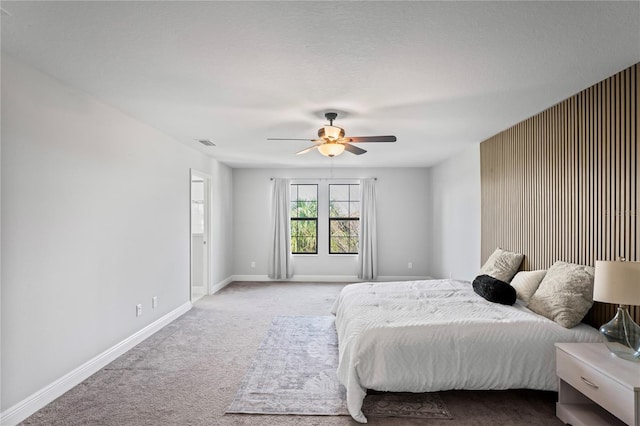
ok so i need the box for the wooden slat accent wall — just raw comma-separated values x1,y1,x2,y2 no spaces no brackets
480,63,639,328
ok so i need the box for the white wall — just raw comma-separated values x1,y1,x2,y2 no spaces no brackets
210,159,234,290
427,144,481,281
232,167,430,280
0,54,233,414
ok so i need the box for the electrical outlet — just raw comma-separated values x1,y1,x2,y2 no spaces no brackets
136,304,142,317
251,261,256,268
152,296,158,309
408,262,413,269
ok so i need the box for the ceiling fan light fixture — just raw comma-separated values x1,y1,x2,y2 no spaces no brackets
269,111,396,157
318,125,345,141
317,142,345,157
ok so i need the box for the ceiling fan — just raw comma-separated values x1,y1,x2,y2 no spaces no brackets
268,112,397,157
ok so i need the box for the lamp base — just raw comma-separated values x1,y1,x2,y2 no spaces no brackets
599,306,640,362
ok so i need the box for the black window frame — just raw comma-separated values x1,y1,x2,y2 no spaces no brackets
328,184,360,254
290,184,318,255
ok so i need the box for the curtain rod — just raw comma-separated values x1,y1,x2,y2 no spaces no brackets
270,177,377,181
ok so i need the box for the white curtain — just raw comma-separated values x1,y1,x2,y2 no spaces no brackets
268,178,292,279
358,178,378,280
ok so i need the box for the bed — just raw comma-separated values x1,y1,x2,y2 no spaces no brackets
331,279,602,423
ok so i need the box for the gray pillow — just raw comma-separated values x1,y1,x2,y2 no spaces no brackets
527,261,594,328
479,247,524,282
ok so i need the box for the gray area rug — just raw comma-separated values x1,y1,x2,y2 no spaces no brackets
226,315,452,420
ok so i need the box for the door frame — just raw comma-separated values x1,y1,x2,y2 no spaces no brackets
189,168,212,302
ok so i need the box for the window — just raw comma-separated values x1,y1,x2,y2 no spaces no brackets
329,184,360,254
290,184,318,254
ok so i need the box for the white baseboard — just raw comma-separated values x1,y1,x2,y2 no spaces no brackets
292,275,360,282
229,274,431,283
230,274,357,282
210,276,233,294
230,274,271,281
0,301,192,426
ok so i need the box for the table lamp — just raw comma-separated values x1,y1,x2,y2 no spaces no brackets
593,260,640,362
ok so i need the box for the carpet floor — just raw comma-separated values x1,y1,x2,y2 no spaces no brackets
22,281,563,425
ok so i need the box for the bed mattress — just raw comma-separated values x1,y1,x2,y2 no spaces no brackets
331,279,602,423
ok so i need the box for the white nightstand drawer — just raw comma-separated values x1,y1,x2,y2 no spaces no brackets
557,349,635,425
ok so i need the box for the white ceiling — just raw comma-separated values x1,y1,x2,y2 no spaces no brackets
2,1,639,168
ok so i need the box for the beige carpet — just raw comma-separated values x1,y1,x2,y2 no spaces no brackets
22,281,563,426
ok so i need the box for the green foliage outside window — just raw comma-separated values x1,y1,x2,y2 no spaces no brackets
290,184,317,254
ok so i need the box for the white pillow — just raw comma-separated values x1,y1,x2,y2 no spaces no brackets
527,261,595,328
510,270,546,305
479,247,524,282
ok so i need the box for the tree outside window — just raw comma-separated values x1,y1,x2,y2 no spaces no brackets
290,184,318,254
329,184,360,254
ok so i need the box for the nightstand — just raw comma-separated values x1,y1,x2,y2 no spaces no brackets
555,342,640,426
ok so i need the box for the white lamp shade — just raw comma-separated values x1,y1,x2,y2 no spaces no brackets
593,260,640,306
317,142,345,157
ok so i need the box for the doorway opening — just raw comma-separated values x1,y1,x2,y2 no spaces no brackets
190,169,211,303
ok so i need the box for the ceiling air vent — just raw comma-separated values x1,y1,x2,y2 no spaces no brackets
197,139,215,147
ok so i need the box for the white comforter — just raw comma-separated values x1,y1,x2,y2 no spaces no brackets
331,279,602,423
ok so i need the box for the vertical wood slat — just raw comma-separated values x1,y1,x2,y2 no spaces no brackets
480,63,639,328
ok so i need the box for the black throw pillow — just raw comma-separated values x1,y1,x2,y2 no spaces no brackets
472,274,517,305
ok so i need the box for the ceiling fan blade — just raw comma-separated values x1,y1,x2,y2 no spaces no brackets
295,145,319,155
344,135,397,143
267,138,316,141
343,143,367,155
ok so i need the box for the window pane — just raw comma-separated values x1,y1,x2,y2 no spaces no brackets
349,237,359,253
301,237,317,252
291,218,317,254
291,236,316,253
297,220,316,236
349,201,360,218
330,184,349,201
329,184,359,254
291,184,318,254
297,201,317,218
292,219,311,235
331,237,349,253
350,185,360,201
330,218,359,253
297,184,317,201
330,220,359,236
348,220,359,235
330,201,349,218
330,219,348,237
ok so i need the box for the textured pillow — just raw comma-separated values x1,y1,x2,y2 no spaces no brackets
510,270,547,305
472,274,517,305
527,261,594,328
479,247,524,282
